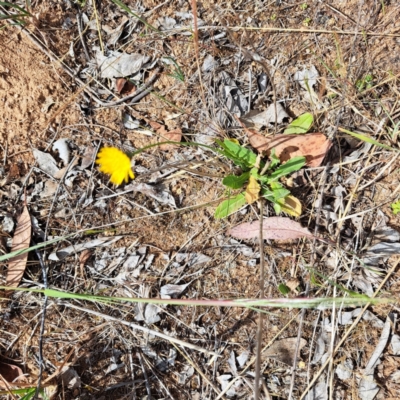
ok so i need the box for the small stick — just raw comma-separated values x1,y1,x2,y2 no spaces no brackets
138,351,152,399
254,199,265,400
76,12,90,62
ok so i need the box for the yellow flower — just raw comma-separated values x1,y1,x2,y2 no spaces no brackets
95,147,134,185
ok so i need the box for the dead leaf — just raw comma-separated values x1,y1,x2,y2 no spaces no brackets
159,128,182,151
0,361,27,388
33,148,60,177
286,279,300,292
95,50,150,79
115,78,136,95
160,283,191,299
227,217,313,241
263,337,307,366
79,249,92,277
241,103,289,129
245,176,260,204
277,195,302,217
48,236,123,261
6,206,31,291
247,131,331,167
8,164,20,180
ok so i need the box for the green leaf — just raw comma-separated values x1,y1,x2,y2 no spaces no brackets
222,172,250,189
214,192,247,219
278,284,290,295
267,156,306,182
261,183,289,202
284,113,313,134
269,148,280,169
338,127,399,152
269,181,290,201
216,139,258,169
391,200,400,215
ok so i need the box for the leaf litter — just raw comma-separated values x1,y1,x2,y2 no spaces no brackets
3,1,400,399
228,217,314,241
6,205,31,291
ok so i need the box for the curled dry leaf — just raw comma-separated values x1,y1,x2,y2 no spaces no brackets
228,217,313,241
0,361,27,388
115,77,136,95
6,206,31,292
247,131,331,167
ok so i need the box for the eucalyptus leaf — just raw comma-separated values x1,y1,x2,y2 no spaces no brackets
214,193,247,219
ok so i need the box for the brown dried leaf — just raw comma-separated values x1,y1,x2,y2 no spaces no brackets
159,128,183,151
227,217,313,241
0,361,27,388
6,206,31,290
115,78,136,95
79,249,92,266
286,279,300,292
247,131,331,167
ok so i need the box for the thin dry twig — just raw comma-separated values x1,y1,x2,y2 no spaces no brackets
254,199,264,400
61,302,219,357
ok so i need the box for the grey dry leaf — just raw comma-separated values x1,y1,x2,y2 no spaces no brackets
294,65,319,90
306,376,328,400
228,217,313,241
33,148,60,178
127,182,176,208
48,236,123,261
336,359,354,380
52,138,70,166
80,145,96,169
96,50,150,79
263,337,307,366
358,316,391,400
6,206,31,290
241,103,289,130
160,282,190,299
123,113,140,130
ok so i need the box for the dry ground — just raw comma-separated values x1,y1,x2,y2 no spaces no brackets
1,0,400,399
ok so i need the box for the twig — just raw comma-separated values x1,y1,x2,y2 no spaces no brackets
137,351,152,399
95,71,161,107
128,349,137,400
197,25,400,38
76,11,90,62
61,302,219,357
254,199,265,400
33,242,48,399
190,0,207,108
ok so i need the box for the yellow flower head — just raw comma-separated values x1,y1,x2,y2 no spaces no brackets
95,147,134,186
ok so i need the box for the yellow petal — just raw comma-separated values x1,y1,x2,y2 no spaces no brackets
95,147,134,186
245,176,260,204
